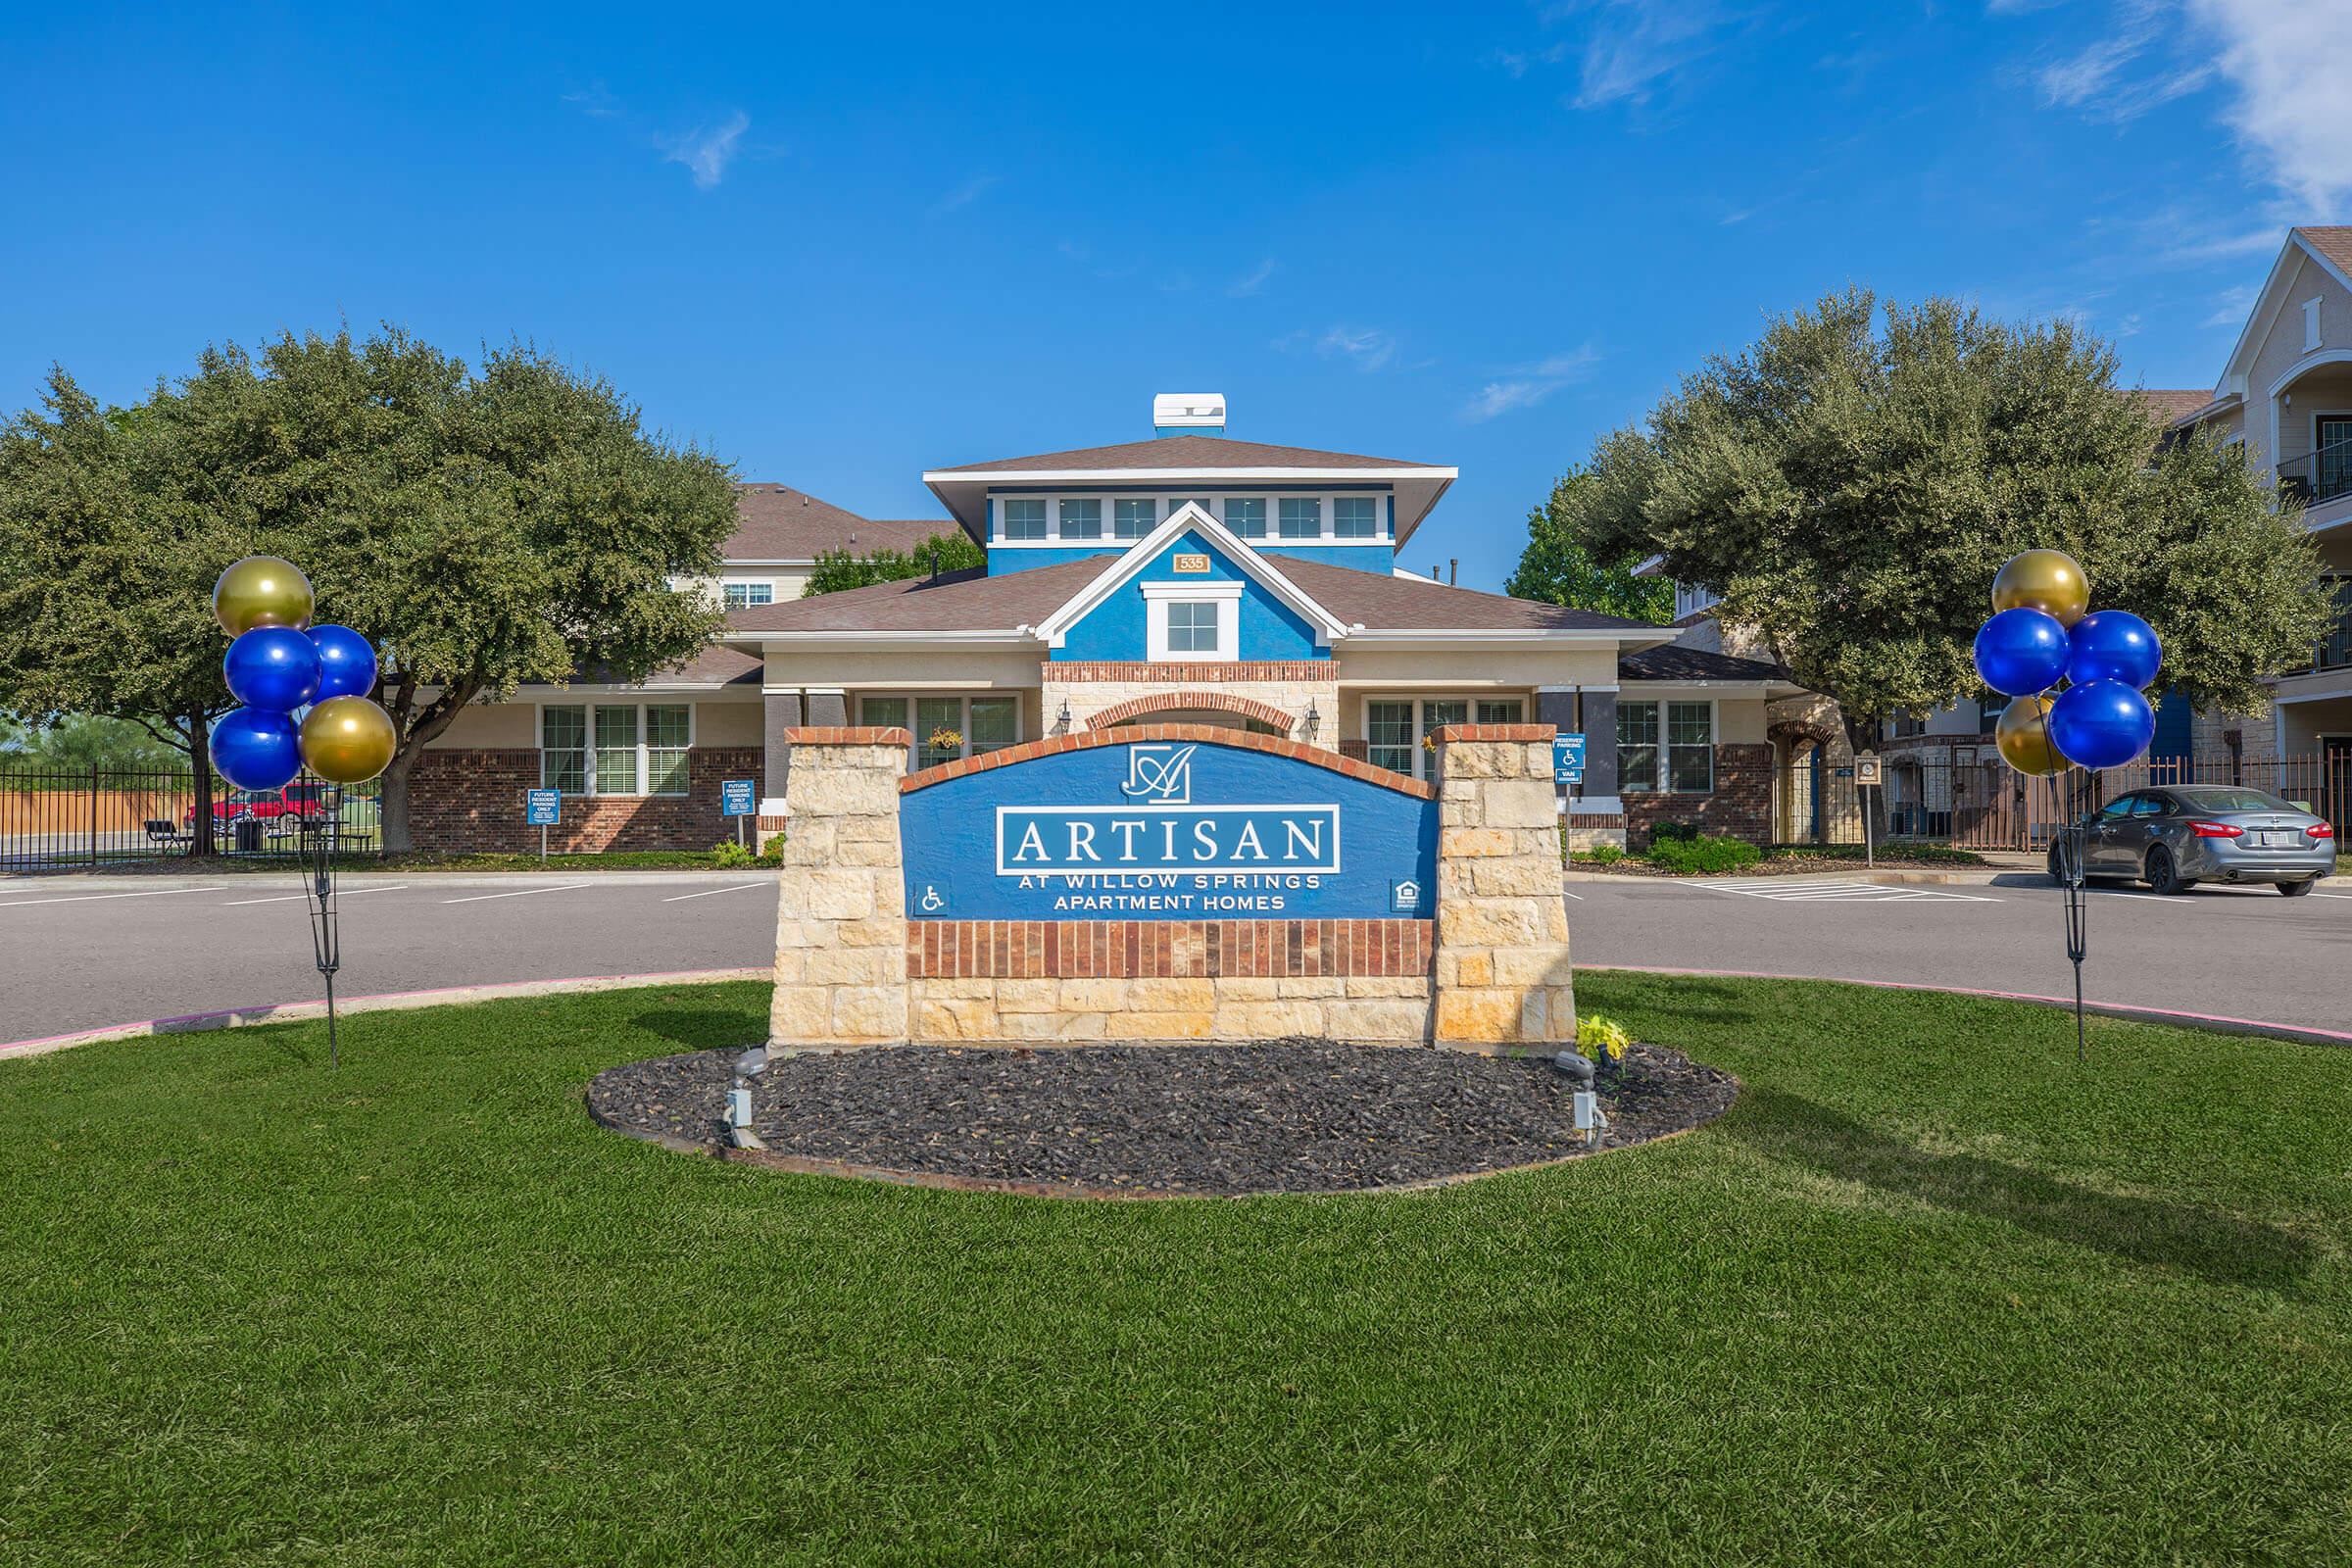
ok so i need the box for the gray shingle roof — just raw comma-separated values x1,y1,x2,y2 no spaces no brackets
725,555,1658,636
927,435,1440,474
726,484,957,561
1618,644,1790,683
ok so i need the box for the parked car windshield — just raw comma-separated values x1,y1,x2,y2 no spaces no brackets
2169,787,2293,813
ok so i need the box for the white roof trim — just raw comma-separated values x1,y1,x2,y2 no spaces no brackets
1342,627,1678,649
717,628,1041,648
922,465,1457,483
1028,503,1351,650
2221,230,2352,391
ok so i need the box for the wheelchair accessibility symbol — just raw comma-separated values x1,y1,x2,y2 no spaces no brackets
919,885,943,911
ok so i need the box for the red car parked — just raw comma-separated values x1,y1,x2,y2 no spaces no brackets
184,782,335,827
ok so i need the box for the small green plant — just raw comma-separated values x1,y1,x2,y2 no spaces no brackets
1576,1012,1632,1062
710,839,755,868
1580,844,1626,865
1642,832,1762,874
754,831,786,867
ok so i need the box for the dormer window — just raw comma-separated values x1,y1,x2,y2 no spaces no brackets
1143,581,1242,661
1059,499,1102,539
1334,497,1378,538
1278,497,1321,538
1227,497,1267,538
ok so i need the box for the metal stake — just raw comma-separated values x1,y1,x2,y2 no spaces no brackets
2057,766,2089,1063
304,782,344,1070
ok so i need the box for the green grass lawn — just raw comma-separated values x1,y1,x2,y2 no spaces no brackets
3,976,2346,1565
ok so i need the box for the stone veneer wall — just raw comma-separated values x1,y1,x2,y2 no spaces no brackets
1428,724,1577,1048
1040,662,1341,747
767,728,912,1048
409,747,761,853
1622,743,1773,849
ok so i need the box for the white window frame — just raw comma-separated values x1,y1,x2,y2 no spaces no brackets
1615,697,1716,795
1673,580,1720,619
720,579,776,610
1143,580,1242,662
536,700,696,798
857,693,1024,771
1359,693,1528,779
987,491,1392,547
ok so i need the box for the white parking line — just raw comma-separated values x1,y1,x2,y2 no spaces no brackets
441,882,594,905
2309,892,2352,900
1561,890,1585,902
220,885,411,906
1695,879,2000,904
661,883,768,903
0,886,226,909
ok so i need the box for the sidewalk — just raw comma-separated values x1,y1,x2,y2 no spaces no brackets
1565,849,2348,888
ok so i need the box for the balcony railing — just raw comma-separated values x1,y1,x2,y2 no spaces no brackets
2277,437,2352,508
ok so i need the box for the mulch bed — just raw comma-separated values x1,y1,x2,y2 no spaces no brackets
585,1041,1738,1198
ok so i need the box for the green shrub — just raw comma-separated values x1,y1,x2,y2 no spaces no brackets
1642,832,1762,874
1571,844,1626,865
710,840,755,868
1576,1012,1632,1061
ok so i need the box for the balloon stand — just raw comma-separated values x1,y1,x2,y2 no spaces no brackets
304,784,344,1071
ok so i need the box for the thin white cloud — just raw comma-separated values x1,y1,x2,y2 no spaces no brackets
2185,0,2352,216
663,111,750,189
930,173,1000,217
562,83,619,119
1227,258,1278,298
1317,326,1398,371
1459,345,1602,421
2034,1,2213,122
2201,283,2257,327
1551,0,1733,109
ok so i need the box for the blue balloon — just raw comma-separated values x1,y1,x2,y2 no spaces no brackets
211,707,303,792
309,624,378,700
2047,679,2155,770
1972,607,2071,697
2066,610,2160,689
223,625,321,712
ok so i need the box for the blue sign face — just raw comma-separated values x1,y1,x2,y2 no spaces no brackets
1552,732,1587,785
902,738,1438,920
720,778,756,817
524,788,561,825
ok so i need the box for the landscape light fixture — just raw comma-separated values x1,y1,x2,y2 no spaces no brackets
729,1044,769,1151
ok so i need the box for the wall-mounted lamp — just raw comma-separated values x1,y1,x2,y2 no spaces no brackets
1302,700,1320,739
1056,700,1072,733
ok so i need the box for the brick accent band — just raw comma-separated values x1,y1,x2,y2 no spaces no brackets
781,726,912,746
1045,662,1335,683
906,919,1433,979
900,722,1436,799
1428,722,1558,745
1085,691,1297,734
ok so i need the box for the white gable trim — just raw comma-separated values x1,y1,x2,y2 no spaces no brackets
1029,502,1353,650
2221,231,2352,394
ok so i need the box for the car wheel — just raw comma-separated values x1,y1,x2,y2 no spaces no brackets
2143,846,2193,896
2278,876,2318,898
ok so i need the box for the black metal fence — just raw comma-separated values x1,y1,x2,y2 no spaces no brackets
0,767,383,872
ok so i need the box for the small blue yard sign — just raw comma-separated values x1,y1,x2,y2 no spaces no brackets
524,788,561,826
901,736,1438,921
1552,732,1587,785
720,779,757,817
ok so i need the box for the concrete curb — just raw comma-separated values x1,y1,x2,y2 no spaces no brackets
0,870,781,892
1564,866,2350,889
0,968,768,1061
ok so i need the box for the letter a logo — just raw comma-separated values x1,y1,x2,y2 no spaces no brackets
1121,744,1195,804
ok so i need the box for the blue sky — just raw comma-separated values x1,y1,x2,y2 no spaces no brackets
3,1,2342,589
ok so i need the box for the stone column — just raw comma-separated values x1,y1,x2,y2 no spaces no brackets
760,688,803,815
1429,723,1576,1051
767,726,911,1050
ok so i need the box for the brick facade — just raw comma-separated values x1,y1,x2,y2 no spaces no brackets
409,747,762,853
906,919,1432,979
1621,742,1773,849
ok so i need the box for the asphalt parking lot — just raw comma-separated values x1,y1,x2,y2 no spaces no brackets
0,867,2344,1045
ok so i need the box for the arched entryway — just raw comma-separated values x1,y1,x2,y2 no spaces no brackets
1085,691,1295,738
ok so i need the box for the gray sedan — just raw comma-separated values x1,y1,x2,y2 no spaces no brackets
2048,785,2337,896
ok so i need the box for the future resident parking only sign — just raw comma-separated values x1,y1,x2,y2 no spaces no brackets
900,737,1437,920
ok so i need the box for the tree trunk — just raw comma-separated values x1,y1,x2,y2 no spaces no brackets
379,744,416,854
188,709,218,858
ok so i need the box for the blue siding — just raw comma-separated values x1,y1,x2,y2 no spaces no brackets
992,541,1392,575
1053,530,1327,662
2151,688,2193,761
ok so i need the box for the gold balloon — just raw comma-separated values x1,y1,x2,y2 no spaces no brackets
213,556,315,636
1994,695,2068,777
1990,549,2089,626
301,696,397,784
